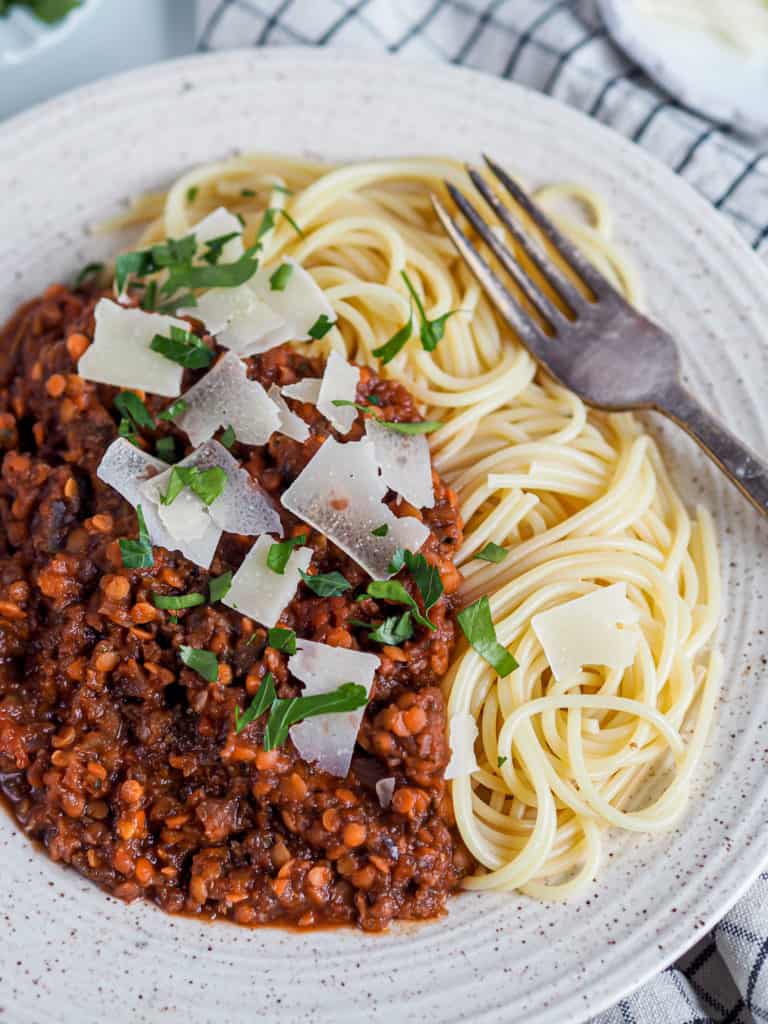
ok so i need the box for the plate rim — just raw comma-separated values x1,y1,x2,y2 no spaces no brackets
1,45,767,1024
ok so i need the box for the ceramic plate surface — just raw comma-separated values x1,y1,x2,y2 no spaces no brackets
1,49,767,1024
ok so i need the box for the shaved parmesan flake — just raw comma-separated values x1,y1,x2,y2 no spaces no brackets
376,777,396,809
531,583,640,683
288,640,379,777
365,418,435,509
444,713,479,780
250,258,336,343
281,437,429,580
181,284,286,357
268,384,310,442
96,438,193,555
317,351,360,435
282,378,322,404
223,534,311,628
78,299,186,397
174,352,280,447
192,206,244,264
138,440,281,568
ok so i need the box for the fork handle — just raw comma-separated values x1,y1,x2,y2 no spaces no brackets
656,382,768,516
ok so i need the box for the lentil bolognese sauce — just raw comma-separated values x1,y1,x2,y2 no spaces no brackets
0,280,472,931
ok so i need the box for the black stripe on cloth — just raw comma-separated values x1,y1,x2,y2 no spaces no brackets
317,0,372,45
617,997,637,1023
198,0,233,50
713,151,768,210
675,126,717,175
754,223,768,251
256,0,294,45
451,0,509,64
632,98,675,143
502,0,572,79
588,67,641,118
544,25,607,94
684,941,718,977
747,933,768,1011
722,997,748,1024
388,0,444,53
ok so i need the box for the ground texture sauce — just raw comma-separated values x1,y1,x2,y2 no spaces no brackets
0,284,472,930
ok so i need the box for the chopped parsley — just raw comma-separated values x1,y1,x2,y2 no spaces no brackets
150,325,213,369
155,436,177,463
180,645,219,683
119,504,154,569
308,314,335,340
267,627,297,655
114,391,154,431
209,571,233,604
368,611,414,646
219,424,236,449
234,672,276,734
263,682,367,750
74,261,104,287
266,534,307,575
151,591,205,610
371,523,389,537
269,263,293,291
255,207,304,242
158,397,188,422
474,542,509,564
201,232,241,265
186,186,198,203
298,569,351,597
372,307,413,364
457,596,518,677
160,465,227,507
330,400,441,434
240,188,256,198
364,579,434,632
400,270,459,352
497,755,508,768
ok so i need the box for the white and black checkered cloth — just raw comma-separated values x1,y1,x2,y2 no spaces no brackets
196,3,768,1021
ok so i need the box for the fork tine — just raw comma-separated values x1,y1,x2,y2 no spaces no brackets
467,167,588,314
445,183,565,330
430,194,557,367
483,155,619,299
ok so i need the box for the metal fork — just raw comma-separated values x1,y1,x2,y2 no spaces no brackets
433,156,768,517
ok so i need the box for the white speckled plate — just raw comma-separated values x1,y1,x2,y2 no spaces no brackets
1,49,767,1024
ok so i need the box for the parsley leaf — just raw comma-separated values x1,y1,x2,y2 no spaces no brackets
74,261,104,287
371,523,389,537
219,424,236,449
266,534,307,575
118,417,139,447
372,307,413,364
497,755,508,767
150,325,213,369
267,627,297,655
158,397,188,422
180,645,219,683
115,234,197,294
119,504,154,569
209,571,233,604
403,550,443,614
457,596,518,677
388,548,406,574
269,263,293,291
330,401,441,435
474,542,509,564
234,672,276,734
369,611,413,646
161,465,227,507
298,570,351,597
308,313,335,339
400,270,458,352
162,247,260,295
114,391,155,431
365,580,434,631
256,207,304,242
186,186,198,203
155,436,177,463
240,188,256,198
263,682,368,751
151,591,205,610
202,232,241,265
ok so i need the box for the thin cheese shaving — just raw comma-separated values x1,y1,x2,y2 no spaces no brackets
192,206,244,264
375,777,396,808
250,258,336,343
223,534,312,628
180,284,286,357
531,583,640,683
365,418,435,509
268,384,310,442
78,299,187,397
317,351,360,434
444,713,479,780
282,379,322,403
174,351,280,447
96,438,180,553
288,640,379,777
280,437,429,580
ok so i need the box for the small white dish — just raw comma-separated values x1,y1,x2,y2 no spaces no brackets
0,0,97,66
599,0,768,135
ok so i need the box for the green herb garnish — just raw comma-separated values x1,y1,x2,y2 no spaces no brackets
401,270,458,352
180,645,219,683
219,424,236,450
155,436,177,463
114,391,155,431
240,189,256,198
158,397,188,422
118,417,139,447
119,504,154,569
152,591,205,610
269,263,293,291
497,755,507,768
402,550,443,615
365,579,434,631
151,325,213,369
255,207,304,242
263,682,367,750
162,246,260,295
308,313,335,339
330,400,441,435
234,672,276,734
140,279,158,311
202,232,241,265
474,542,509,564
115,234,197,294
161,465,227,507
74,261,104,287
457,596,518,677
186,186,198,203
298,570,351,597
267,627,297,655
266,534,307,575
372,307,413,364
209,571,233,604
369,611,413,646
371,523,389,537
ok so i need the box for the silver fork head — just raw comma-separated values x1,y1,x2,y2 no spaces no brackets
434,157,681,411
